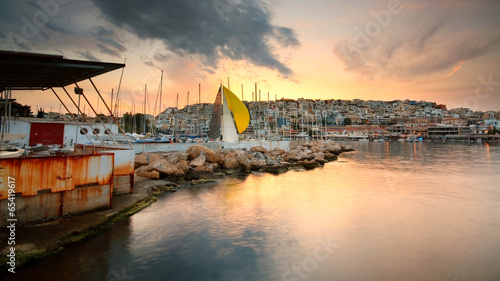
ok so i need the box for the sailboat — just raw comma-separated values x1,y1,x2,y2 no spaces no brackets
208,85,250,142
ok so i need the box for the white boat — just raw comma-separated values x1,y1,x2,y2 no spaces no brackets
207,85,250,142
0,145,25,158
0,134,27,157
89,133,136,144
358,138,370,142
406,136,423,142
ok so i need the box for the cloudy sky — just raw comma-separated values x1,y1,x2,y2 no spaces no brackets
1,0,499,115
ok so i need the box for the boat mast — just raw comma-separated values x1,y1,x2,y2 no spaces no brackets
198,83,201,136
143,84,147,135
159,70,163,115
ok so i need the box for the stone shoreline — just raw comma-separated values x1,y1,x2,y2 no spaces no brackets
134,140,354,184
0,140,353,274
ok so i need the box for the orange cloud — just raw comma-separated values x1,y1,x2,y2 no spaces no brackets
441,60,465,79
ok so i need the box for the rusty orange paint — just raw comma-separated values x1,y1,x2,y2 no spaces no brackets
0,153,114,199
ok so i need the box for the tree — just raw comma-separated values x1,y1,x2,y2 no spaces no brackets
343,117,352,125
0,101,32,117
123,112,151,133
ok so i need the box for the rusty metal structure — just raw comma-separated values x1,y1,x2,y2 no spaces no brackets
0,51,135,226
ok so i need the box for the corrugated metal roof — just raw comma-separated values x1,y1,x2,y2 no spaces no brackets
0,50,124,91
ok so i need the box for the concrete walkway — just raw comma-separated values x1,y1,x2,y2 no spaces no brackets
0,177,177,272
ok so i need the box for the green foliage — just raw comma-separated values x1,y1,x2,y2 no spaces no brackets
0,101,32,117
123,112,151,133
343,117,352,125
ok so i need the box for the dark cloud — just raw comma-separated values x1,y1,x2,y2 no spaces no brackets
89,26,127,57
89,0,299,77
333,21,500,79
154,53,169,62
74,50,100,61
274,27,300,47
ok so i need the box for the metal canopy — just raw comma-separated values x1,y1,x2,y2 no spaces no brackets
0,50,125,91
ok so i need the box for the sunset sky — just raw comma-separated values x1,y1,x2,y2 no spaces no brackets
1,0,499,116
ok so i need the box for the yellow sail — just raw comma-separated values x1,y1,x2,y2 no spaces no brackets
223,86,249,133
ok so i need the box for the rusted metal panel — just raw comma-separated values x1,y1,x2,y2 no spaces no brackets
74,144,135,193
113,174,134,195
1,192,60,224
109,149,135,175
74,144,134,175
0,154,114,199
0,182,112,226
62,184,111,216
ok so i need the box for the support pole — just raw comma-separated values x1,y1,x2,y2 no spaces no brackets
75,82,119,147
57,87,102,146
88,78,133,149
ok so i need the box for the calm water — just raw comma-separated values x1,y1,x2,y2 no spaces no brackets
9,142,500,281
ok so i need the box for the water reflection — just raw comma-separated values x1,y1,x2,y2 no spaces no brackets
8,142,500,281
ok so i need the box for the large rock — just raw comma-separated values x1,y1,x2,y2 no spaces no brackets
137,170,160,180
341,144,354,152
313,152,325,161
216,151,226,166
175,160,190,175
169,160,190,182
186,145,218,163
135,165,148,174
206,162,219,171
223,154,241,170
298,159,319,170
135,153,162,168
148,159,176,178
324,152,338,161
236,154,251,171
264,163,289,174
250,159,266,170
250,146,268,154
271,148,285,159
252,152,266,161
166,152,189,164
189,153,206,168
294,151,312,161
187,165,213,180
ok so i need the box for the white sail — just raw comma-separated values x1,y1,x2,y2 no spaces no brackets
221,86,239,142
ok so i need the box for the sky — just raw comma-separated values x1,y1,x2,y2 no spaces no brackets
1,0,499,116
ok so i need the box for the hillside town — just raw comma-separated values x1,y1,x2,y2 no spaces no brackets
155,98,500,142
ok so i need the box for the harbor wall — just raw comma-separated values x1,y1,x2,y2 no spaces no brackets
0,153,114,226
74,144,135,195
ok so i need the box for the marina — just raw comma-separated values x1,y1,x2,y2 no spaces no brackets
1,0,500,279
3,141,499,281
0,50,499,279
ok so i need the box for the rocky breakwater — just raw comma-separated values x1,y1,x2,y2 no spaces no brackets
134,141,354,184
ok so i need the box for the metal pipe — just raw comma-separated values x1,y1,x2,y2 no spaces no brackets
51,88,95,146
61,87,105,146
75,82,119,147
88,77,133,149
